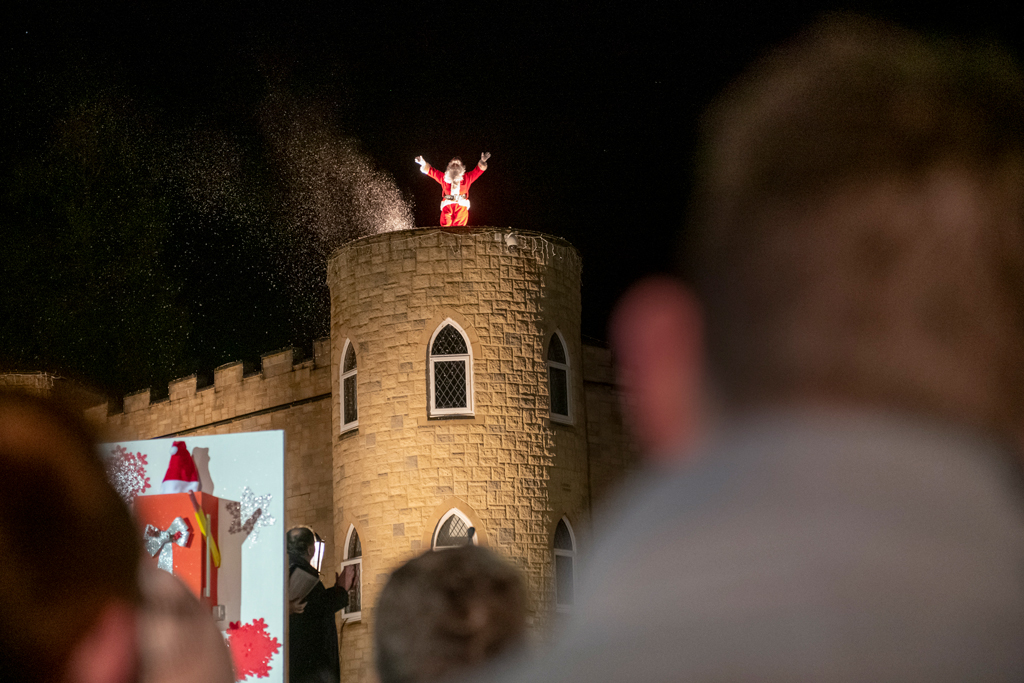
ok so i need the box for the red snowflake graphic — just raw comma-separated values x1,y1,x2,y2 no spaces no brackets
105,445,151,504
227,618,280,680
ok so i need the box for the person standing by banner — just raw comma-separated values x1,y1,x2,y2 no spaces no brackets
287,526,357,683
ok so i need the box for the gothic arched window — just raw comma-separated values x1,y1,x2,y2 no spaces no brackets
428,321,473,416
553,517,576,611
341,339,358,431
341,525,362,619
547,332,571,423
432,508,477,550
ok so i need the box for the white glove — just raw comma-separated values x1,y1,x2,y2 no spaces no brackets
479,152,491,169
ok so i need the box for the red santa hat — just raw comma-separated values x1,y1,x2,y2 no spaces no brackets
161,440,201,494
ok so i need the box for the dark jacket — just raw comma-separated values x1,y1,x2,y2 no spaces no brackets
289,562,349,683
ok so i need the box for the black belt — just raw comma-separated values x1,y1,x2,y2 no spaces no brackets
443,194,467,201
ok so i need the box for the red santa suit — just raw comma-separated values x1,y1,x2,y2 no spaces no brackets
421,162,487,226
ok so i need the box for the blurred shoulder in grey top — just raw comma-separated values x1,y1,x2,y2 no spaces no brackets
475,14,1024,683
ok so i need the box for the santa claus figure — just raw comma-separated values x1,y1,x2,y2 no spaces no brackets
415,152,491,226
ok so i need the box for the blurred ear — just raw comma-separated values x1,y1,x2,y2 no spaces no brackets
66,601,137,683
610,276,705,464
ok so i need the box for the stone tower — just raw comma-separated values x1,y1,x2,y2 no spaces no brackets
328,227,589,680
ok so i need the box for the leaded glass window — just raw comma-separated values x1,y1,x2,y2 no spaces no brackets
341,340,358,430
428,321,473,416
554,517,575,610
432,509,476,550
547,332,571,422
341,526,362,618
434,361,467,409
432,325,468,355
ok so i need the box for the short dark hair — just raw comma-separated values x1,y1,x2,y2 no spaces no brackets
0,390,141,683
287,526,316,564
374,545,527,683
688,15,1024,432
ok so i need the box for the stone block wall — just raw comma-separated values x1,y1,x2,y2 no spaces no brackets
0,371,107,409
328,228,589,681
581,344,642,509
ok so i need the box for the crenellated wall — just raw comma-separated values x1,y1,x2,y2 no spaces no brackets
85,341,339,574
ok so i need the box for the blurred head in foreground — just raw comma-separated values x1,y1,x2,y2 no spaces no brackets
375,545,527,683
0,390,141,683
135,566,236,683
614,15,1024,455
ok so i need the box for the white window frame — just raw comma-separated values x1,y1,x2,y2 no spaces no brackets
340,339,359,432
553,516,576,613
431,508,478,550
340,524,362,621
547,331,572,424
428,320,474,417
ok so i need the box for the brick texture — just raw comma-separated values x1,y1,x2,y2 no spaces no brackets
582,344,643,507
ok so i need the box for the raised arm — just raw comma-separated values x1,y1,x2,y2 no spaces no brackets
415,155,444,184
464,152,491,184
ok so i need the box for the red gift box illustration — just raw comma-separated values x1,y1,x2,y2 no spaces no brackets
135,492,220,607
135,441,220,609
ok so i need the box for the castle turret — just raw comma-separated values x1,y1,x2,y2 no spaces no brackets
328,227,588,680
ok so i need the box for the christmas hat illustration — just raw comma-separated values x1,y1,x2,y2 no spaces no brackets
161,441,201,494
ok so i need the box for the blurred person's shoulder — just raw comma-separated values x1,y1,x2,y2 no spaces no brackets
481,408,1024,682
137,565,235,683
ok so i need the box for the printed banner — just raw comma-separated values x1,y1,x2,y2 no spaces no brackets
102,431,285,682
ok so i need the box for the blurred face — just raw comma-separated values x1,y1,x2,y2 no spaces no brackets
0,397,141,683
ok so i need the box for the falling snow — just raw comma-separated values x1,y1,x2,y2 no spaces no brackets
2,79,417,397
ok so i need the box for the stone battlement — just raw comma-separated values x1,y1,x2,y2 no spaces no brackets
87,338,332,441
85,337,339,577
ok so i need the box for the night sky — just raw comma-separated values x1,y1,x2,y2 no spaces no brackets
2,2,1022,398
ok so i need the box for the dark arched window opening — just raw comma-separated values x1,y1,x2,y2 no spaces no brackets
547,332,571,422
554,517,575,610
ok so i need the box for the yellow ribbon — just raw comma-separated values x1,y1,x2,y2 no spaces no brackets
189,492,221,568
